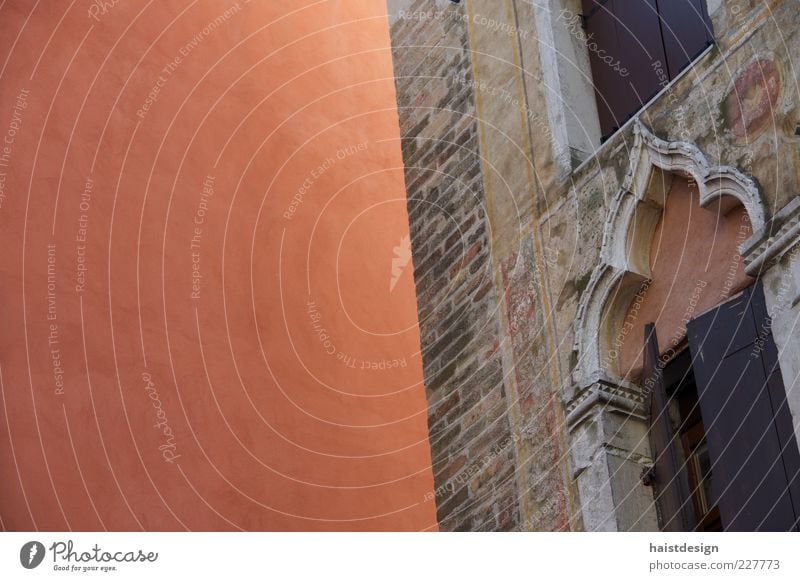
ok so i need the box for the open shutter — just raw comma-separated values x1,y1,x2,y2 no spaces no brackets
582,0,668,139
643,323,695,531
582,1,714,139
687,283,800,531
657,0,714,79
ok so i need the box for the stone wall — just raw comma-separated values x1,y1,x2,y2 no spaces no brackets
538,0,800,531
389,0,800,530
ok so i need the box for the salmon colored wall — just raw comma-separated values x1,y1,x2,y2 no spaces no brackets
617,176,753,379
0,1,436,531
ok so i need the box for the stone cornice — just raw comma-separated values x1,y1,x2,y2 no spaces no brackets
742,196,800,276
565,375,646,432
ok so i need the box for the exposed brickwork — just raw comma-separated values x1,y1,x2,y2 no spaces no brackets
389,0,519,531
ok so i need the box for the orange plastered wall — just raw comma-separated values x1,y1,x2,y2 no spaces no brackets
0,0,436,531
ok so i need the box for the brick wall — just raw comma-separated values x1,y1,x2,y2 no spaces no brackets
389,0,520,531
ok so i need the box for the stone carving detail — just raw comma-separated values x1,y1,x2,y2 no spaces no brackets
565,376,646,430
572,121,767,399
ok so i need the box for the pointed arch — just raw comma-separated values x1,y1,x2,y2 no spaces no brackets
572,121,766,389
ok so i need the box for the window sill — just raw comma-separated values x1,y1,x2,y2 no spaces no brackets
571,43,717,179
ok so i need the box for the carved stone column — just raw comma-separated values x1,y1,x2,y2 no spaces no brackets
565,375,659,531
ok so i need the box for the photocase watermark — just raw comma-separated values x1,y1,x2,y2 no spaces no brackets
455,76,566,166
606,279,652,366
35,539,158,573
306,300,407,371
515,495,568,531
530,245,563,287
751,244,800,359
638,279,708,399
424,427,530,502
142,372,180,464
651,60,693,142
719,210,752,301
283,141,369,221
0,87,29,210
504,243,560,298
136,2,246,120
19,541,46,569
87,0,124,23
389,235,412,292
557,8,629,78
190,175,215,300
729,1,752,29
661,278,708,361
74,176,93,294
46,243,66,396
396,9,532,40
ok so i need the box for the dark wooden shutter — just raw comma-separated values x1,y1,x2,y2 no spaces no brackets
583,0,668,139
657,0,714,78
687,283,800,531
643,323,695,531
582,0,714,139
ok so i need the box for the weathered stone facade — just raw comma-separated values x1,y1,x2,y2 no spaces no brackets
389,0,800,531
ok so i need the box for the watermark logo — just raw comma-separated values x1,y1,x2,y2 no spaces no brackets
20,541,46,569
390,235,412,292
87,0,123,22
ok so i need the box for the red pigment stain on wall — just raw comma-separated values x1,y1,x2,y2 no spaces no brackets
725,59,781,141
0,1,435,531
617,176,753,379
500,238,570,531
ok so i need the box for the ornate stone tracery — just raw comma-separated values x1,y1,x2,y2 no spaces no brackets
571,121,767,398
565,122,775,531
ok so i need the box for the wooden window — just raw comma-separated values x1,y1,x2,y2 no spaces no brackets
687,283,800,531
643,283,800,531
642,324,695,531
663,350,722,531
581,0,714,140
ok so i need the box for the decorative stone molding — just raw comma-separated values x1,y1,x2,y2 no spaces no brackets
565,375,646,430
742,196,800,276
571,121,768,404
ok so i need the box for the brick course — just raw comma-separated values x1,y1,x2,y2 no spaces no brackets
390,0,519,532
